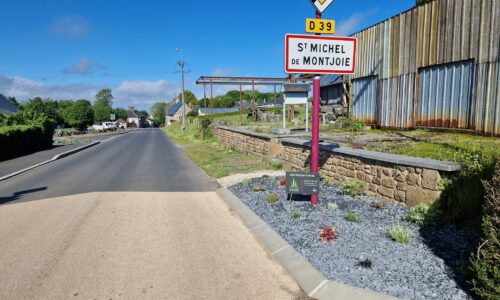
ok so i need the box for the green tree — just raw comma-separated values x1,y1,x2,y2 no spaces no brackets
64,100,94,130
180,90,198,106
140,110,149,117
7,96,20,108
151,102,167,126
93,88,114,122
113,107,128,120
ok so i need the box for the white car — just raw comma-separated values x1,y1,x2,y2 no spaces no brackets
92,122,117,132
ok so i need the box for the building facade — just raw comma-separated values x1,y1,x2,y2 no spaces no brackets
322,0,499,135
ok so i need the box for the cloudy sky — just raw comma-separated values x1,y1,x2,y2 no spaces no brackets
0,0,414,111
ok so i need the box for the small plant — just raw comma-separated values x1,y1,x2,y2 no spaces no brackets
327,202,338,211
356,259,373,269
344,211,361,223
277,178,287,186
291,209,301,220
387,222,412,244
261,174,270,178
253,184,266,192
371,198,386,209
319,226,339,243
242,178,251,187
267,192,278,203
405,203,441,226
255,127,263,133
340,179,365,197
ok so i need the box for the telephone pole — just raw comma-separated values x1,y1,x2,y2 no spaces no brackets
176,48,186,130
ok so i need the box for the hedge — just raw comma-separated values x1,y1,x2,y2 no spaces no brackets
0,125,53,159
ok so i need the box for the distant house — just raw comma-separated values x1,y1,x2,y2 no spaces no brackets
166,102,192,125
127,107,146,127
0,94,19,115
115,118,127,129
198,107,239,116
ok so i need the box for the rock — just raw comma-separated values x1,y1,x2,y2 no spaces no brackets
382,178,396,188
382,168,393,177
378,186,394,198
421,170,440,190
397,182,407,191
395,190,406,202
406,173,421,186
405,186,441,206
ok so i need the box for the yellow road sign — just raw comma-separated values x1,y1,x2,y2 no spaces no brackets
306,18,335,34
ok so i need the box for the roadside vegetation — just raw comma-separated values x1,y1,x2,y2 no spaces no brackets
163,121,282,178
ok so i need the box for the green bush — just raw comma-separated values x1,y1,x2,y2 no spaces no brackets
0,124,53,159
470,160,500,300
340,179,365,197
405,203,442,226
344,211,361,223
267,192,278,203
242,178,251,187
292,209,301,220
253,184,266,192
387,223,412,244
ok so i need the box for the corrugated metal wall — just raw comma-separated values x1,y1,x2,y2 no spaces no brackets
321,84,342,105
416,60,474,128
333,0,500,134
352,76,378,124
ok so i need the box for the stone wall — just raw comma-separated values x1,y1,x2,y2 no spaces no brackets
216,126,461,206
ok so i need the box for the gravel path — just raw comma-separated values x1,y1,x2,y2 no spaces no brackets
229,177,479,300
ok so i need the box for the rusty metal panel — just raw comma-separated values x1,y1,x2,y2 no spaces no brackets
352,76,378,124
474,62,500,135
379,74,415,128
417,60,474,128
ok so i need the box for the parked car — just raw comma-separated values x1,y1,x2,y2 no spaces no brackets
91,122,117,132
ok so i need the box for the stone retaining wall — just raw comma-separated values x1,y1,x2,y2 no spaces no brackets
216,126,462,206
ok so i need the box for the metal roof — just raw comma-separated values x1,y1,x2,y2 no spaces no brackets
199,107,239,115
320,74,342,87
166,102,182,116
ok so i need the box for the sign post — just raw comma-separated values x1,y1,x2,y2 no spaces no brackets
284,0,356,205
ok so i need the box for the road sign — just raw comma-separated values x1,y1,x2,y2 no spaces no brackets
306,18,335,34
110,114,116,121
309,0,335,14
286,172,320,195
285,34,356,74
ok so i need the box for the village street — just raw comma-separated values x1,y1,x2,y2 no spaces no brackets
0,129,307,299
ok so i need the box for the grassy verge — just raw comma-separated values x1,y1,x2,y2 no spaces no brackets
163,124,282,178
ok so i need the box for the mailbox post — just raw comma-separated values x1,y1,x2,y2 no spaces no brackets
282,83,310,132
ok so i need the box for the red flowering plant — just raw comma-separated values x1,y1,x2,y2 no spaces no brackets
319,227,339,243
277,178,287,186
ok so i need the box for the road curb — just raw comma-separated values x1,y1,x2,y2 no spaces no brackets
0,141,100,182
216,187,398,300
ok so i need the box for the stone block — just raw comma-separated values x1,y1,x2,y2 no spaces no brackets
406,173,421,186
394,170,406,182
394,190,406,202
405,186,441,207
396,182,407,191
382,168,393,177
355,171,366,181
377,186,394,198
368,184,377,192
382,178,396,188
372,177,381,185
421,169,440,190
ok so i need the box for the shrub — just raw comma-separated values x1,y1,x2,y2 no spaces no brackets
292,209,301,220
199,116,212,140
371,198,386,209
340,179,365,197
267,192,278,203
470,159,500,300
253,184,266,192
0,124,53,159
405,203,441,226
242,178,251,187
319,227,339,243
387,223,412,244
328,202,338,211
186,110,198,117
344,211,361,223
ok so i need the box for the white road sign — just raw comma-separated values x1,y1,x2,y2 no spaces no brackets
309,0,335,14
285,34,357,74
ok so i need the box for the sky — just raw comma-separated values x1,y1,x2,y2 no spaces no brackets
0,0,415,111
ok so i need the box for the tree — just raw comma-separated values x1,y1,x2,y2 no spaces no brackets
113,107,128,120
7,96,20,108
140,110,149,117
151,102,167,127
93,88,114,122
181,90,198,106
64,100,94,130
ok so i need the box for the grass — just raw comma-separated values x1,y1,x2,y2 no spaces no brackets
387,223,412,244
344,211,361,223
291,209,301,220
163,124,282,178
340,179,365,197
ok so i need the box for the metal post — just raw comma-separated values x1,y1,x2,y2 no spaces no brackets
239,84,243,122
210,80,214,116
306,102,309,133
177,49,186,130
251,81,255,118
311,11,322,206
273,84,276,104
203,84,207,108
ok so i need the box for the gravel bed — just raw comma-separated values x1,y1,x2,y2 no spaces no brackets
229,177,479,300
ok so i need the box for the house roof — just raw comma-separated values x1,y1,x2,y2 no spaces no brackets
199,107,239,115
127,109,145,118
0,94,19,115
320,75,343,87
167,102,182,116
115,118,127,123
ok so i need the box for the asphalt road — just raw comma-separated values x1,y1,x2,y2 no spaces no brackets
0,129,219,204
0,129,307,299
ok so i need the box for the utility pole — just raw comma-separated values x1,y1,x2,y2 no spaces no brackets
176,48,186,130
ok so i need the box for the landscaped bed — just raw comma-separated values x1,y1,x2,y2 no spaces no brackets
229,177,479,300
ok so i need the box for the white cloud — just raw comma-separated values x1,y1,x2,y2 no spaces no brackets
211,67,239,77
62,57,106,75
0,75,178,111
51,15,90,38
336,8,378,36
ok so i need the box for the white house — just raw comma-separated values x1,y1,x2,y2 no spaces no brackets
127,107,146,128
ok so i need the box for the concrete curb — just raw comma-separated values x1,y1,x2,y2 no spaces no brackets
0,141,100,182
216,187,398,300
